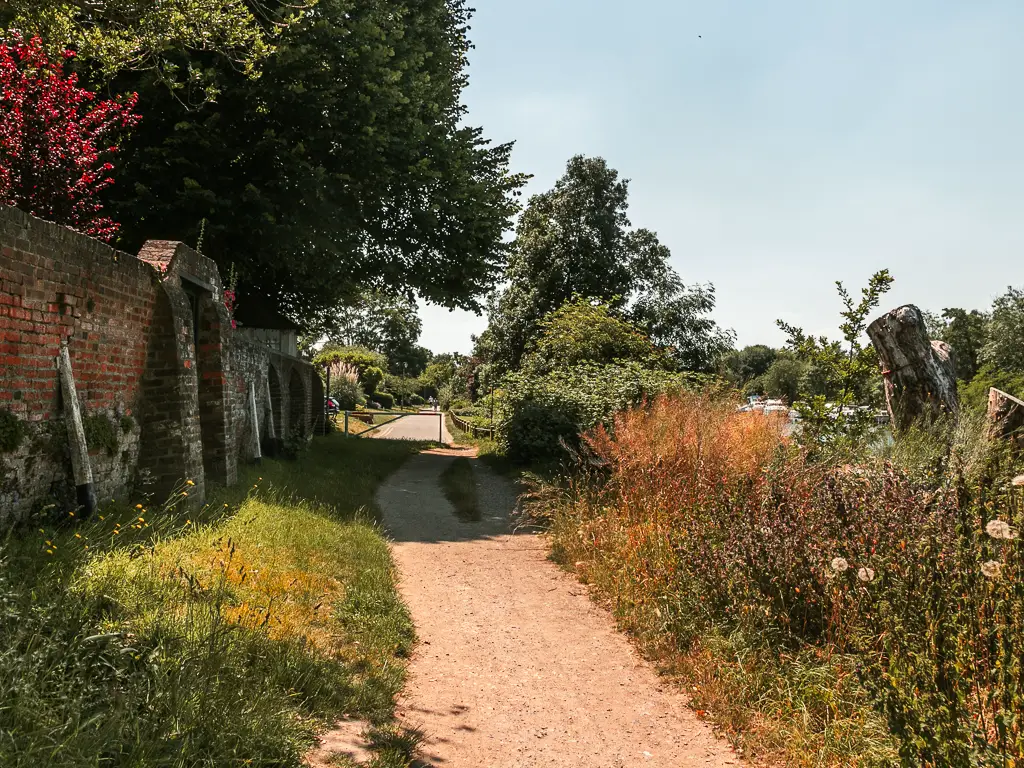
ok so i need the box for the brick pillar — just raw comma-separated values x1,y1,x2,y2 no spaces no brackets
196,296,234,486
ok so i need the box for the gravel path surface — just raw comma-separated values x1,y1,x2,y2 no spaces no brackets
378,448,741,768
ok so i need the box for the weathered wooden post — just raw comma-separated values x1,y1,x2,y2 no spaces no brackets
867,304,959,433
56,342,96,515
249,382,262,464
987,388,1024,452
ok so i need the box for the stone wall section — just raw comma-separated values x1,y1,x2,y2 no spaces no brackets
0,207,319,523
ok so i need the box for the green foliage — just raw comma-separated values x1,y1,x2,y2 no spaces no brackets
1,0,275,91
630,268,734,373
720,344,778,388
325,291,429,375
755,357,805,403
110,0,528,326
437,382,455,412
928,307,990,381
419,354,462,397
960,364,1024,413
371,392,395,410
0,436,421,767
82,413,118,455
314,345,388,396
483,155,728,375
330,375,364,412
778,270,893,448
981,286,1024,374
119,415,135,434
522,298,663,375
384,375,420,405
0,409,24,453
497,363,701,464
362,367,385,397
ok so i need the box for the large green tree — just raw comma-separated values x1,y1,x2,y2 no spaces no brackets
926,307,990,381
484,155,728,375
0,0,277,87
980,286,1024,374
521,298,664,376
108,0,527,325
328,291,429,375
720,345,779,388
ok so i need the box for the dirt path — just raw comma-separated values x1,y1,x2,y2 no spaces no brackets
377,448,741,767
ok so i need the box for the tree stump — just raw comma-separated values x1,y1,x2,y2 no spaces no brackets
867,305,959,433
987,388,1024,452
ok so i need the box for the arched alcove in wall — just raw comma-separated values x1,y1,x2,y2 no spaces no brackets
287,366,307,438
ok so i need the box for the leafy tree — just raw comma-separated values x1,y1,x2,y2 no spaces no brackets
720,345,779,388
328,291,429,375
385,374,420,406
980,286,1024,374
419,354,460,397
0,0,277,90
522,298,663,375
927,307,990,381
630,262,733,372
778,270,894,447
960,364,1024,412
108,0,528,326
312,344,387,394
0,35,138,241
484,155,726,375
756,358,805,404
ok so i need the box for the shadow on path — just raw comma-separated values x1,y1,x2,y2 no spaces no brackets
378,449,529,545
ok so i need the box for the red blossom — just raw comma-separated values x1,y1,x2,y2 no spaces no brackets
0,34,139,242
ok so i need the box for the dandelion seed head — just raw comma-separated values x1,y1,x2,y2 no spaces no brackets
981,560,1002,579
1012,474,1024,487
985,520,1018,540
831,557,849,573
858,567,875,583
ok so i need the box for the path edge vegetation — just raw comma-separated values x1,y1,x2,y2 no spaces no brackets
0,434,426,768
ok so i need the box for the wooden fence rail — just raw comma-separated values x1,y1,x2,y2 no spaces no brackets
450,412,495,439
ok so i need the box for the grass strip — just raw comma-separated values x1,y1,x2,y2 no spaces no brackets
0,434,425,768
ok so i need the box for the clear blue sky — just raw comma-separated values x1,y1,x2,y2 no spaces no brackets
419,0,1024,355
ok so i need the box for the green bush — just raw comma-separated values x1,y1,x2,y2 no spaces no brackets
497,362,703,464
331,376,364,411
960,364,1024,413
0,409,25,453
372,392,395,410
408,393,425,406
362,366,385,397
437,383,454,411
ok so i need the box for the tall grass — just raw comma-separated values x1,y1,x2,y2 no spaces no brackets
0,435,423,767
531,390,1024,766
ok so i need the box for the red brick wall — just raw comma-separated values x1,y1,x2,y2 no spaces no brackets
0,207,321,521
1,207,156,516
0,208,156,423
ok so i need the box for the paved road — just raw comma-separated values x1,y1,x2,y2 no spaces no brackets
369,410,451,444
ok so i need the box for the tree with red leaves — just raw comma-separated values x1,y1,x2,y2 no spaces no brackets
0,35,139,242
